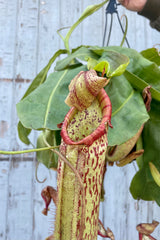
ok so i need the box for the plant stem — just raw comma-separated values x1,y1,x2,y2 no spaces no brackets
64,0,109,54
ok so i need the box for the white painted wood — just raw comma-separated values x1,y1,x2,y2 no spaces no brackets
0,161,9,240
81,0,104,46
37,0,60,72
14,0,39,79
0,0,18,79
0,81,14,150
0,0,160,239
103,163,155,239
6,159,33,240
59,0,82,49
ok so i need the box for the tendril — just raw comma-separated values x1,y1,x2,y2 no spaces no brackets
35,161,47,183
120,14,128,47
57,26,71,42
0,146,59,155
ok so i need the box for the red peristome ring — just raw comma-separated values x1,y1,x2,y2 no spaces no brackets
61,88,112,146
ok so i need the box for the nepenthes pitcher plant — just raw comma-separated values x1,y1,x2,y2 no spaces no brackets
1,1,160,239
41,69,114,240
41,70,158,240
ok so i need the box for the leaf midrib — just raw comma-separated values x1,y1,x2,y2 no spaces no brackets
112,90,134,117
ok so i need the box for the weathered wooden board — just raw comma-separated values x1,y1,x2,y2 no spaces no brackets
0,0,160,239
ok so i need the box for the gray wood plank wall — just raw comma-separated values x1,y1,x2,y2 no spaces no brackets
0,0,160,239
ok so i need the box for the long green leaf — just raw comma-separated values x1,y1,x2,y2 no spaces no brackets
17,49,67,144
16,66,87,130
105,74,149,146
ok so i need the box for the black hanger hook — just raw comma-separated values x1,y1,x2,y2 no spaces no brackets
102,0,130,47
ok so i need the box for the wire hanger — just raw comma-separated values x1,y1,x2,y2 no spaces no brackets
102,0,130,48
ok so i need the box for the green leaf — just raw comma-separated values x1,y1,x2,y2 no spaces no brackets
89,45,106,56
17,121,31,145
130,99,160,205
141,48,160,66
17,49,67,144
16,65,87,131
17,63,149,147
105,74,149,146
130,165,160,205
76,0,108,21
55,46,99,71
36,130,61,169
